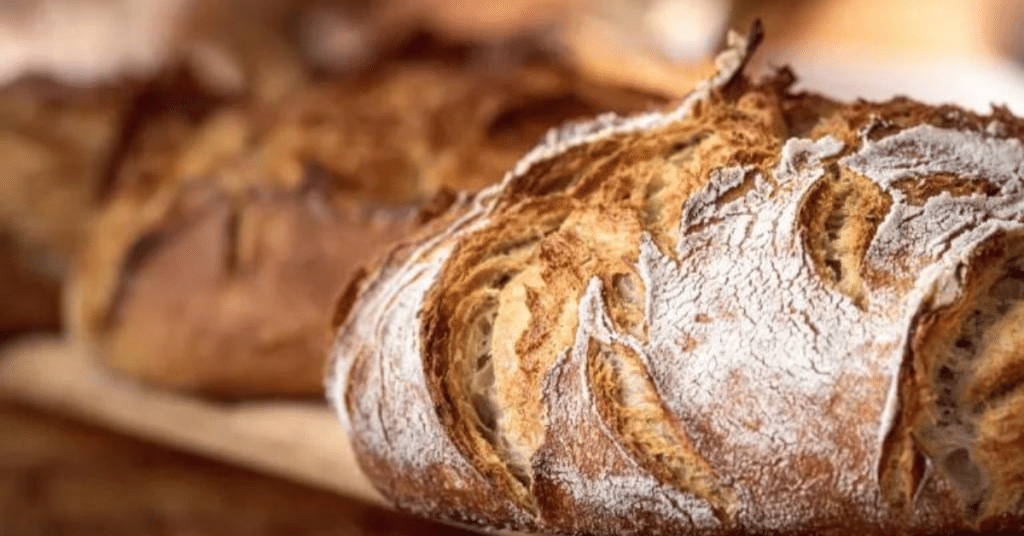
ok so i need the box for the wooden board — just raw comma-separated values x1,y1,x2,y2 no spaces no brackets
0,401,476,535
0,336,386,509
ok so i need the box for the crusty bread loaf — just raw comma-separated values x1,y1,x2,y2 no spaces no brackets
327,30,1024,534
69,43,668,397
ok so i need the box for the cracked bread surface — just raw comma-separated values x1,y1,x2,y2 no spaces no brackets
328,33,1024,535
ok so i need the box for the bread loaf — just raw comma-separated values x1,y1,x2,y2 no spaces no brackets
70,43,667,397
327,29,1024,533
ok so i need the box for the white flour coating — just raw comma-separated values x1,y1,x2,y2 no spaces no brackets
326,189,505,481
330,244,459,467
327,191,489,433
553,277,720,529
607,139,904,526
595,126,1024,526
843,124,1024,271
678,166,753,234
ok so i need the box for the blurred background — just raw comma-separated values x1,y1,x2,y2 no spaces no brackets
2,0,1024,534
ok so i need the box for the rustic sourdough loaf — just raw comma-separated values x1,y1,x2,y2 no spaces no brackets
328,29,1024,534
69,41,667,397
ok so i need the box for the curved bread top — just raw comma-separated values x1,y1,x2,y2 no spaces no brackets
328,35,1024,535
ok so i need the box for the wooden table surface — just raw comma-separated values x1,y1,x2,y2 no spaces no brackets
0,401,473,536
0,337,474,535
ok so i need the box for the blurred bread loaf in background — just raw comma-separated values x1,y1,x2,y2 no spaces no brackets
65,37,669,396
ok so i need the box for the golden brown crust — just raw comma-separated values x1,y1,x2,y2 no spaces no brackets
329,38,1024,533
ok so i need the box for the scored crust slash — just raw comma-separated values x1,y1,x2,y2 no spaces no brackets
328,23,1024,535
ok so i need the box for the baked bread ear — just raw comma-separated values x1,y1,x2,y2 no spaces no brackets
328,29,1024,533
69,42,668,397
